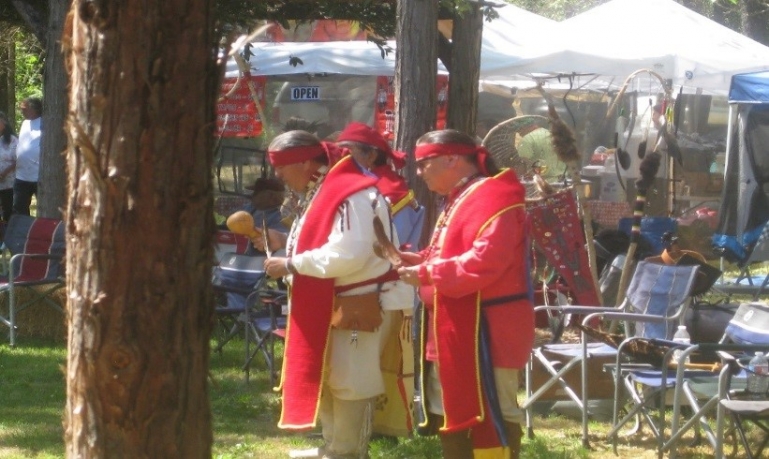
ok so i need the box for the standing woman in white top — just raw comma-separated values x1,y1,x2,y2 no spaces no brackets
0,112,17,223
13,97,42,216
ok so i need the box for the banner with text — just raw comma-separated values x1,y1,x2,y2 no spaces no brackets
216,74,267,138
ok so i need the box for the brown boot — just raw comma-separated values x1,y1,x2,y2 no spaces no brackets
505,422,523,459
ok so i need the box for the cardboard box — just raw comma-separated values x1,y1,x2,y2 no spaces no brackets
529,348,616,401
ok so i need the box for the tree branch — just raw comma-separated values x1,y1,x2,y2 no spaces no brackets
12,0,46,46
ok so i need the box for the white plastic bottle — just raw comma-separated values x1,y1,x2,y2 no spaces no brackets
747,351,769,399
672,325,691,365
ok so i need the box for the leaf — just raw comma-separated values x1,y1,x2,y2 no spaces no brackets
288,55,304,67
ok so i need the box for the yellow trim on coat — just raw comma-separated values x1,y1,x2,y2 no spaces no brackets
474,446,510,459
390,190,416,215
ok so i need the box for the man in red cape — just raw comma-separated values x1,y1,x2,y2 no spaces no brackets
398,129,534,459
262,130,397,459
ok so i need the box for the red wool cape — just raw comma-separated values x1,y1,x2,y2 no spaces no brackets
428,169,526,452
277,156,378,429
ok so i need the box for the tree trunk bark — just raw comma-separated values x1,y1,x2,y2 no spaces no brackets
446,5,482,136
38,0,70,219
63,1,217,457
11,0,47,46
0,40,14,117
741,0,769,46
395,0,438,247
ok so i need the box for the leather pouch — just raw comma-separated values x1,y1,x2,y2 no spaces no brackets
331,291,382,332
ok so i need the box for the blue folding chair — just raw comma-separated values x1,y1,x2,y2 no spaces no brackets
665,302,769,459
211,253,286,384
524,261,699,448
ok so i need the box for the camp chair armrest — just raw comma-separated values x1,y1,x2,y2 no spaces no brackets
8,253,65,279
9,253,63,262
581,310,672,326
534,305,618,315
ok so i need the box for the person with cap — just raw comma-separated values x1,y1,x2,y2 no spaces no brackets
396,129,534,459
258,130,401,459
336,122,423,251
237,177,289,248
336,122,422,438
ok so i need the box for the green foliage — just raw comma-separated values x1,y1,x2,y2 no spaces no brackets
505,0,599,20
9,28,43,129
215,1,397,42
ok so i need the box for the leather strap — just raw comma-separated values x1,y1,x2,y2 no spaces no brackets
334,269,400,294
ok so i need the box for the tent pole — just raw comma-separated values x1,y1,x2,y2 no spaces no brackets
717,104,735,285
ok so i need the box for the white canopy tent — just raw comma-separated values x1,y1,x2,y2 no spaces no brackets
481,0,769,95
224,40,398,77
225,3,556,78
478,4,557,79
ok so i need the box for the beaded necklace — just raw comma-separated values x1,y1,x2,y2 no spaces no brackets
286,166,329,257
425,173,486,259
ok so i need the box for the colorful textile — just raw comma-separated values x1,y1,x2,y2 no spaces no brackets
373,311,415,437
527,190,601,306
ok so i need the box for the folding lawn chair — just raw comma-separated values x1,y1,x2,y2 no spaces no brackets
0,215,66,346
243,287,287,386
213,229,250,264
664,302,769,459
523,261,700,448
211,252,286,384
713,219,769,300
211,230,250,349
716,357,769,459
211,252,264,352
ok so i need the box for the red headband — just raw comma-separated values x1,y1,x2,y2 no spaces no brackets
268,142,346,167
414,142,490,175
337,122,407,169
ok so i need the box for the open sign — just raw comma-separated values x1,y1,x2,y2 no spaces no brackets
290,86,320,101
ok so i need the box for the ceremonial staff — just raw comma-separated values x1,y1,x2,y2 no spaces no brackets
615,152,662,305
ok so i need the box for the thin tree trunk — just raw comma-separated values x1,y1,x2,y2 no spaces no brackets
741,0,769,46
395,0,439,247
64,1,217,457
38,0,70,219
446,5,482,136
11,0,47,45
0,40,13,117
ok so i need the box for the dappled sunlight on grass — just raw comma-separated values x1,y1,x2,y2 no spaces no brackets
1,336,761,458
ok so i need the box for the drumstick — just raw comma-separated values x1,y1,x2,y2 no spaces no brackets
261,215,272,258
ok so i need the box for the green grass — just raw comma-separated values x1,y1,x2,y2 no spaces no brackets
0,339,65,459
0,335,751,458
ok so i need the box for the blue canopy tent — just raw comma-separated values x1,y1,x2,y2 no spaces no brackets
712,71,769,297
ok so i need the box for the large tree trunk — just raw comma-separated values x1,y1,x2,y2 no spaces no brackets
446,5,482,136
38,0,70,219
64,1,217,457
395,0,438,247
